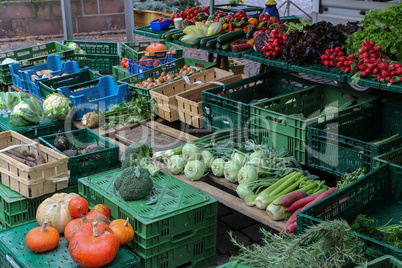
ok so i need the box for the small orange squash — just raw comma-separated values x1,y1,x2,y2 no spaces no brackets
68,196,89,218
145,43,167,56
90,204,111,220
109,217,135,245
36,193,80,234
26,217,60,253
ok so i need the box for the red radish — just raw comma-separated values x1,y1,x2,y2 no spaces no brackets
285,192,324,212
287,222,297,234
276,191,309,207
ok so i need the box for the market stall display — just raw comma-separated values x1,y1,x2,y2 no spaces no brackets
2,3,402,267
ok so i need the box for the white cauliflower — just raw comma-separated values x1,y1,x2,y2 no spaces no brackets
43,93,73,121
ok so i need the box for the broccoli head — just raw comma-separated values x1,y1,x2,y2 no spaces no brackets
121,142,153,169
114,166,154,201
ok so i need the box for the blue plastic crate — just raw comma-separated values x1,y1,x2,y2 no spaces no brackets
23,61,88,99
128,55,175,76
149,18,170,31
58,76,129,120
9,55,63,91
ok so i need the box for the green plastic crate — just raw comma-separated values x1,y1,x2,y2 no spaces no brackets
112,64,131,83
202,70,317,131
63,40,120,74
362,255,402,268
218,261,252,268
307,102,402,176
0,221,140,268
38,69,102,99
118,57,216,103
140,235,216,268
38,128,120,185
347,75,381,90
0,42,74,85
297,164,402,260
243,50,289,69
0,116,65,140
288,64,347,82
373,146,402,169
121,40,183,61
250,84,379,164
0,184,78,229
78,168,218,258
133,25,176,39
379,81,402,93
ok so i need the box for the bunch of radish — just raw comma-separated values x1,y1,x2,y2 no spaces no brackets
279,187,339,234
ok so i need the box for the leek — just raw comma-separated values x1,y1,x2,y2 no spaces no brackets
266,196,293,220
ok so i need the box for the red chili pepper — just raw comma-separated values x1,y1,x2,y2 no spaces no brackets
229,21,234,32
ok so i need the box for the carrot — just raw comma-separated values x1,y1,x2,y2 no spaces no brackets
285,192,324,212
276,191,309,207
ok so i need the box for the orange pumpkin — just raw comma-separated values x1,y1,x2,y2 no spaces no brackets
90,204,111,220
64,211,110,243
26,218,60,253
69,220,120,267
68,197,89,218
145,43,167,56
109,217,135,245
36,193,80,234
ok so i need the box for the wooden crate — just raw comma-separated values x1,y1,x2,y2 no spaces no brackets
0,131,69,199
220,59,245,75
176,74,248,128
150,68,233,122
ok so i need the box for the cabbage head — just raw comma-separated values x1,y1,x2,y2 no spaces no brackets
10,97,42,126
43,93,73,121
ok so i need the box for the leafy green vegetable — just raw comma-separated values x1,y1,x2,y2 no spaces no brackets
230,219,367,268
0,92,30,113
384,227,402,249
351,214,401,243
97,97,153,130
9,97,43,126
345,4,402,61
337,168,367,189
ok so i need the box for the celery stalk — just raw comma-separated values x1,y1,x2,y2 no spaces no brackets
255,172,303,209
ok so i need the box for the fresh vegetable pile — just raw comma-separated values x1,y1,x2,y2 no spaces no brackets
26,193,134,267
351,214,402,249
159,134,338,228
170,6,210,25
230,219,368,268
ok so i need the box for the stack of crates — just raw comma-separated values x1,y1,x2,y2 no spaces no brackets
78,168,218,268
